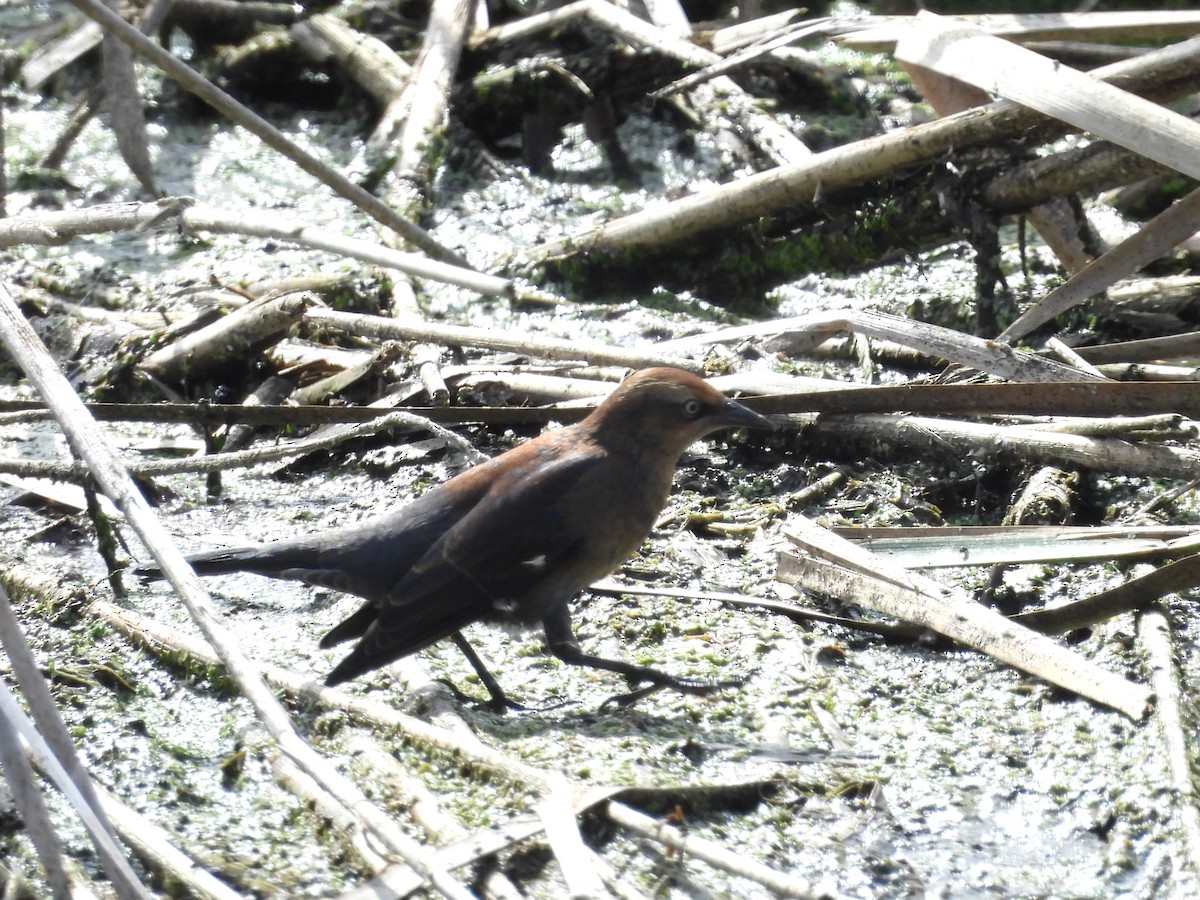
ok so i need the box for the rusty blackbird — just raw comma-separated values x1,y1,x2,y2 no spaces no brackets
137,367,772,709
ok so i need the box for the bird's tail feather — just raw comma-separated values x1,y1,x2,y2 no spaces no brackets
133,544,311,580
318,601,377,648
324,605,482,686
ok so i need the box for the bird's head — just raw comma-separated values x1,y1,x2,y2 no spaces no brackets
586,367,773,455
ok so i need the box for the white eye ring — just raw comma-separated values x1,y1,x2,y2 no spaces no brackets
682,398,702,418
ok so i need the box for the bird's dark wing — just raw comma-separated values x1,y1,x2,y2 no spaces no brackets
324,446,604,684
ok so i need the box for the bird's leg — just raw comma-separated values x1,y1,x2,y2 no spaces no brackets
542,607,748,708
448,632,525,712
446,633,574,713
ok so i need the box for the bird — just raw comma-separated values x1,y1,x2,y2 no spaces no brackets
137,367,773,710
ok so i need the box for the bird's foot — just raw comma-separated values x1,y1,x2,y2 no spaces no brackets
600,671,755,710
434,677,578,714
600,683,666,709
433,677,528,713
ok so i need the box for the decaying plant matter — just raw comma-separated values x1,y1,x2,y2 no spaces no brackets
8,3,1200,898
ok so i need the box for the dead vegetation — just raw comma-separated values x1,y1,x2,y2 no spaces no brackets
4,1,1200,897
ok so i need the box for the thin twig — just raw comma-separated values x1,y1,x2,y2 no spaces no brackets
61,0,467,265
603,801,821,898
1138,604,1200,886
0,281,474,900
0,409,486,482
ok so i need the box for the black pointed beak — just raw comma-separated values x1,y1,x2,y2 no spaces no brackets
713,398,775,431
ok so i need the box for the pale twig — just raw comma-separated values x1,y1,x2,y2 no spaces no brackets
1001,188,1200,342
348,737,525,900
525,34,1200,262
0,683,73,900
0,202,511,297
92,598,797,898
780,514,1152,719
306,307,700,372
62,0,465,265
603,801,820,898
290,14,410,105
812,412,1200,480
1138,604,1200,885
0,582,149,899
896,13,1200,181
658,309,1100,383
85,778,244,900
0,282,473,900
0,409,486,482
652,18,835,99
591,578,922,640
